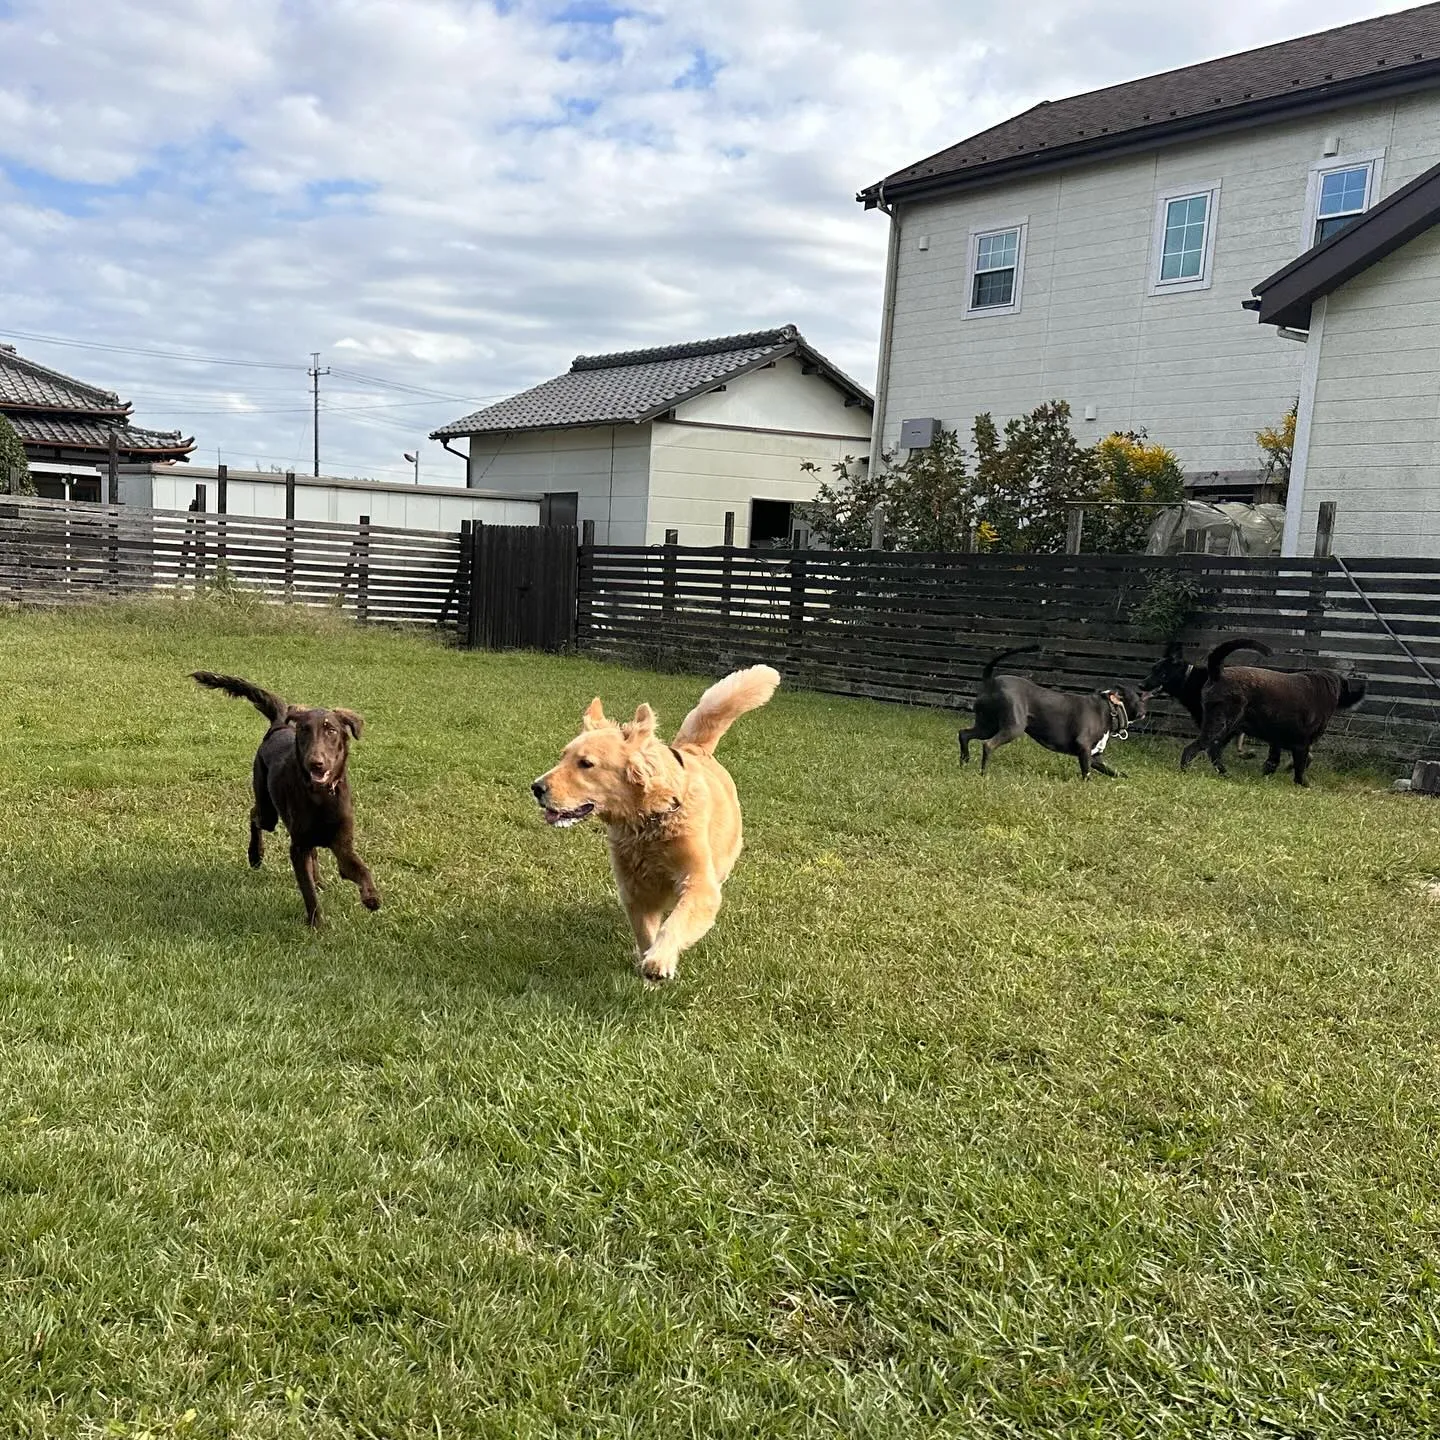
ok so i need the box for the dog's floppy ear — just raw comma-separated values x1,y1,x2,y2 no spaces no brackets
629,703,656,740
582,697,609,731
1105,689,1124,705
332,708,364,740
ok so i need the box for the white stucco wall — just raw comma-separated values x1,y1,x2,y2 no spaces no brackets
646,357,873,546
1296,226,1440,558
877,90,1440,476
465,425,650,544
120,467,538,530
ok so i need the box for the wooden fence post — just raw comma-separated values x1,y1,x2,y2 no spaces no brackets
662,533,678,622
107,432,120,505
465,522,483,649
870,505,885,551
216,463,228,574
193,484,207,584
1065,505,1085,555
787,551,807,675
721,511,735,625
284,470,296,603
1314,501,1337,559
581,518,595,548
357,514,370,623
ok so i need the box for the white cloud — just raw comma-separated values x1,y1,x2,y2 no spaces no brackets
0,0,1420,483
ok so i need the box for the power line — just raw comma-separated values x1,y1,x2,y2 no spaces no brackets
0,326,306,371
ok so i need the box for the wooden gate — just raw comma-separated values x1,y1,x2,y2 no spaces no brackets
463,523,578,651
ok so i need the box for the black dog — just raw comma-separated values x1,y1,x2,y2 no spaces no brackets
959,646,1147,779
1141,641,1253,756
192,671,380,926
1178,638,1367,786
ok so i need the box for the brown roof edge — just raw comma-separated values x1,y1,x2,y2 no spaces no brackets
857,61,1440,208
1251,158,1440,330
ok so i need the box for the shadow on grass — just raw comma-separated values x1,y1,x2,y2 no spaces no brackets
26,856,660,1018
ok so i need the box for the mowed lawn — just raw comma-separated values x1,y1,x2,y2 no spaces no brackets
1,600,1439,1439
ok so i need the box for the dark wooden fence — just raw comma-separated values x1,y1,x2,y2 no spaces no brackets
0,494,467,627
577,544,1440,757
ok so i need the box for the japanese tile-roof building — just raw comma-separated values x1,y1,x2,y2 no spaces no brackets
0,343,194,500
431,326,873,547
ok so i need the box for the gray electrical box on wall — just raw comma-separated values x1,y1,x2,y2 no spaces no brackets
898,417,939,449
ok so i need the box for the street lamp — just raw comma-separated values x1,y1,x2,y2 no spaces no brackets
403,450,419,485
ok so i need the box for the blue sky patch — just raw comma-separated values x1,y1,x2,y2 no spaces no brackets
674,47,722,90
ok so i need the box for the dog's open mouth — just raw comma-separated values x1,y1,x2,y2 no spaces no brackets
542,801,596,828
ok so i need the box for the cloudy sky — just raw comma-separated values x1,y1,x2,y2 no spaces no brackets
0,0,1418,486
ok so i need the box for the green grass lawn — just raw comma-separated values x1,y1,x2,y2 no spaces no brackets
1,598,1439,1438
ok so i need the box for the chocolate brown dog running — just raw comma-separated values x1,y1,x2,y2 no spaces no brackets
1178,639,1367,786
192,672,380,926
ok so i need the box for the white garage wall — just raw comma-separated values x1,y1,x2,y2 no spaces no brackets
465,425,650,544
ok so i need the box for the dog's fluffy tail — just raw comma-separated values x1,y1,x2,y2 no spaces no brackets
191,671,292,726
673,665,780,755
1205,638,1271,679
983,645,1041,680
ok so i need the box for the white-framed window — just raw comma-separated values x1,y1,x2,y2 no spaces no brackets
1302,150,1385,248
963,220,1027,318
1148,181,1221,295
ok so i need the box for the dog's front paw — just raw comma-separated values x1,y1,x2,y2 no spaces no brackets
638,947,677,983
362,892,381,912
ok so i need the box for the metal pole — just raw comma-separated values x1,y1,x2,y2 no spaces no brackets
308,352,329,477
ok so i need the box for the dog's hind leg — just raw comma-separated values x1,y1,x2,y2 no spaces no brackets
290,842,322,927
249,760,278,868
1291,746,1313,787
1261,744,1284,777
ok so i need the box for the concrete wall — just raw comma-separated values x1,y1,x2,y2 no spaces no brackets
1297,225,1440,557
647,357,873,546
120,468,538,530
877,91,1440,476
465,425,650,544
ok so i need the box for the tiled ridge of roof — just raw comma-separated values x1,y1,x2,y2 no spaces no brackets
0,343,126,413
570,327,799,372
9,412,194,455
862,3,1440,200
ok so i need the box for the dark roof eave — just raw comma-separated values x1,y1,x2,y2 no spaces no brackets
430,414,652,440
858,61,1440,208
1252,156,1440,329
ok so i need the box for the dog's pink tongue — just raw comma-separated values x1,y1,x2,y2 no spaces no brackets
543,808,562,826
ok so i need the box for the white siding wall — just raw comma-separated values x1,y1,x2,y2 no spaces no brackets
1298,225,1440,557
879,92,1440,475
647,358,872,546
466,425,650,544
121,470,537,529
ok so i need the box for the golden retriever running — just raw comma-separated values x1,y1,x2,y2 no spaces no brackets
531,665,780,981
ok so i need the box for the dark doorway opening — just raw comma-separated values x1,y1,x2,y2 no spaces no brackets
749,498,794,549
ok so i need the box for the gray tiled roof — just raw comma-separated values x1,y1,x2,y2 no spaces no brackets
9,412,193,456
0,345,125,414
432,326,872,439
862,4,1440,202
0,343,194,458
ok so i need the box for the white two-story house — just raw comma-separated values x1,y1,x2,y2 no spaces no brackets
860,3,1440,557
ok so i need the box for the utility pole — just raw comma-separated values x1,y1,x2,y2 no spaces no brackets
307,352,330,477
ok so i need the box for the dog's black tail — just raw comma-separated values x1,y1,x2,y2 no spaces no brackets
982,645,1041,680
191,671,293,726
1205,638,1271,679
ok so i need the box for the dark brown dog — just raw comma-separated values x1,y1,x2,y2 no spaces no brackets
192,671,380,926
1178,639,1367,786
